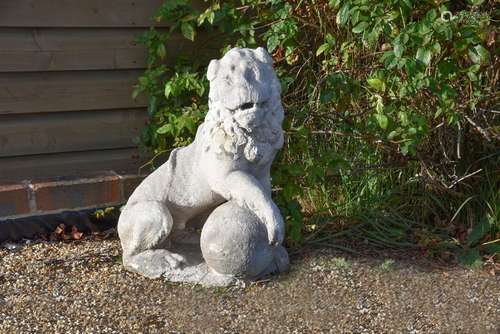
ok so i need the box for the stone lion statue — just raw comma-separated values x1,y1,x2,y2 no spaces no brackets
118,47,287,281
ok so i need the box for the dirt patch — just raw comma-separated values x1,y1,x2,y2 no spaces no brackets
1,238,498,333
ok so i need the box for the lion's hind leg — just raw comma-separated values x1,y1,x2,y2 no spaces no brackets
117,201,186,278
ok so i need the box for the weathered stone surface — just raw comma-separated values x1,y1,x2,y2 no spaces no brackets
117,47,288,285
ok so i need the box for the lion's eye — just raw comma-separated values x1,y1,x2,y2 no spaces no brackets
240,102,254,110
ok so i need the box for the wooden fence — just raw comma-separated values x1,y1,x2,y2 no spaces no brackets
0,0,210,182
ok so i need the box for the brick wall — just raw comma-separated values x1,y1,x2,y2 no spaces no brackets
0,172,143,219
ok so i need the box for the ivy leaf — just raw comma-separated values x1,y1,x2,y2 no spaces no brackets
164,82,173,98
329,0,341,8
325,33,336,45
208,11,215,24
375,97,384,114
336,3,350,26
416,47,432,65
468,45,489,64
401,0,412,8
267,35,280,53
375,113,388,129
352,22,368,34
467,71,478,81
351,8,360,25
459,248,483,268
431,42,441,55
438,60,458,76
467,214,493,246
400,143,409,156
316,43,330,56
157,123,173,135
132,88,140,100
367,78,386,92
148,96,157,117
387,130,398,140
181,22,196,41
320,89,334,103
467,0,484,5
484,243,500,255
394,43,404,58
156,44,166,59
197,5,218,26
184,117,197,133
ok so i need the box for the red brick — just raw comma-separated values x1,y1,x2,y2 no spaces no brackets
34,176,122,211
0,183,30,217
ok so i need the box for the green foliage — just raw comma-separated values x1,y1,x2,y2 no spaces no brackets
134,0,499,258
331,257,352,270
94,207,116,220
379,258,395,271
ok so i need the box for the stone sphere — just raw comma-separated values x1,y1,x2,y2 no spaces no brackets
200,201,274,277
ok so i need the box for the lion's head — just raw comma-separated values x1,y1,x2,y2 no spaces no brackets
201,47,284,165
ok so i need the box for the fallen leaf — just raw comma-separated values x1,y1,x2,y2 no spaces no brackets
54,224,65,235
71,226,84,240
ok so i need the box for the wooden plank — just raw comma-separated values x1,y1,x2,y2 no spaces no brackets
0,28,216,72
0,28,148,71
0,28,147,71
0,109,147,157
0,28,146,50
0,0,167,27
0,148,145,182
0,70,148,114
0,49,147,71
0,1,207,27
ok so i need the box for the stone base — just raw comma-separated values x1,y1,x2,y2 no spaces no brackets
162,241,237,287
163,230,288,287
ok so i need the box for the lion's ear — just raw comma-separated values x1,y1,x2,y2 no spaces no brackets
207,59,219,81
255,47,273,65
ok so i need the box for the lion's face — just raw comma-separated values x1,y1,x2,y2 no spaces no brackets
203,47,284,164
214,98,269,132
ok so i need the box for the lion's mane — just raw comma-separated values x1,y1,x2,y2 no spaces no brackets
199,48,284,165
201,100,283,165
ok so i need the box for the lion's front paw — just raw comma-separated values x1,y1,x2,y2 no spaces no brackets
266,208,285,246
123,249,187,279
163,251,187,269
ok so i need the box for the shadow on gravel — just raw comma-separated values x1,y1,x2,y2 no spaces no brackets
288,241,464,274
0,209,483,274
0,207,120,243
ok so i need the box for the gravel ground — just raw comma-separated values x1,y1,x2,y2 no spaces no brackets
0,236,499,333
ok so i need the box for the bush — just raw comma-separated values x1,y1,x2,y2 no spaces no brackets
133,0,499,263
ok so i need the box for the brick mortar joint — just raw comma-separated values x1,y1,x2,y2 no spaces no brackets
112,171,126,201
31,175,121,190
21,180,37,212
